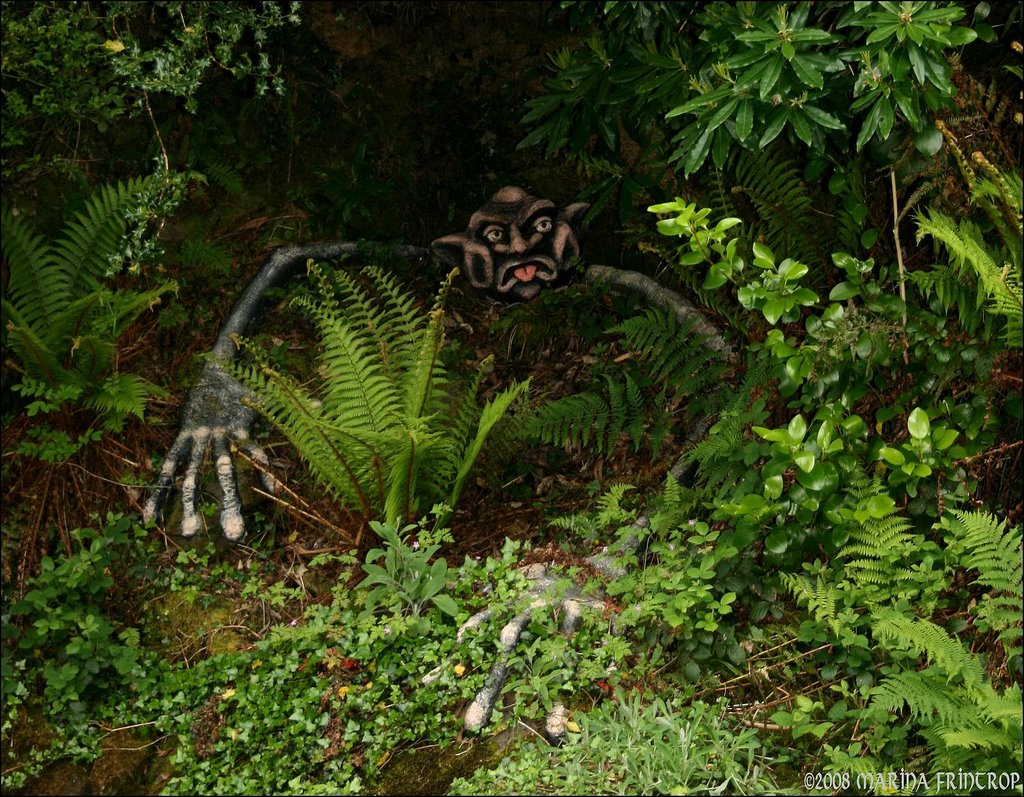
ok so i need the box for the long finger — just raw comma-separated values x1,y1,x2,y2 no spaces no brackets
180,426,212,537
213,432,246,542
464,656,510,732
143,432,193,522
238,438,279,494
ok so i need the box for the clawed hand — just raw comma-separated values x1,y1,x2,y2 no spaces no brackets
143,359,277,540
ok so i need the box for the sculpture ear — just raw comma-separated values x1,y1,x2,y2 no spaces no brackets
560,202,591,233
430,234,469,268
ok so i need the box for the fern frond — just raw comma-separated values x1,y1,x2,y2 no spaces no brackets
946,510,1023,656
297,295,401,434
446,378,531,522
88,372,166,431
2,206,70,339
180,238,234,275
1,299,68,385
908,266,985,336
596,483,636,527
838,491,919,594
235,265,519,527
729,147,824,265
52,177,149,288
200,161,243,195
403,274,453,421
525,391,611,453
781,573,839,632
873,610,984,686
915,209,1023,345
610,307,730,401
234,357,377,516
872,670,964,725
682,355,769,493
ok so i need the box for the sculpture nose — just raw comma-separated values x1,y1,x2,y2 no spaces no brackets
508,225,528,255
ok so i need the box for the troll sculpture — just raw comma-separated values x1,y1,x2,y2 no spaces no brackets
143,186,599,737
143,186,588,539
143,185,728,740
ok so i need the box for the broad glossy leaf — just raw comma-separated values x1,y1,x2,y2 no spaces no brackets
705,97,741,132
934,427,959,450
766,529,789,554
779,259,808,280
703,263,729,290
796,460,838,492
752,241,775,265
759,107,789,149
736,100,753,141
759,55,784,99
790,110,812,145
762,297,786,325
914,125,943,156
945,26,978,45
790,56,824,89
431,594,459,618
802,104,843,129
865,494,896,518
790,287,819,306
908,407,930,440
880,446,905,466
829,282,860,301
856,98,883,151
794,450,815,473
684,125,714,176
877,97,894,140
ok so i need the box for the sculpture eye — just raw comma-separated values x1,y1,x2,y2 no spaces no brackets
534,218,552,233
482,226,504,243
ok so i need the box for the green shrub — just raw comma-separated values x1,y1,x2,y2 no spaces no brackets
521,1,984,216
3,513,152,715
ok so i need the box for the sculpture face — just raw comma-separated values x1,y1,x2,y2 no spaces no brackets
431,186,589,301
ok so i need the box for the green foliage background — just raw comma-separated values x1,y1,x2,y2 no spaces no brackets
2,1,1021,795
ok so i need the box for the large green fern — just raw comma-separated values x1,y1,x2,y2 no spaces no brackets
914,164,1023,348
2,179,176,429
232,263,528,529
709,147,827,268
945,510,1023,659
678,354,770,495
871,609,1022,771
524,308,732,460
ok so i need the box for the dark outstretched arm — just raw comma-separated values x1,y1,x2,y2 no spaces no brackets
144,242,429,539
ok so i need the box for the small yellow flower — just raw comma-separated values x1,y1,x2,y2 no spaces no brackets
453,663,466,677
220,687,236,701
363,680,373,690
337,685,350,699
251,659,263,670
103,39,125,53
566,720,582,733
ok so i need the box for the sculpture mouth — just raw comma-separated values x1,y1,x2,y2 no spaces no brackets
497,258,555,292
514,264,538,282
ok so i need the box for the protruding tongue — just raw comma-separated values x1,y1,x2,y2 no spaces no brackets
514,264,538,282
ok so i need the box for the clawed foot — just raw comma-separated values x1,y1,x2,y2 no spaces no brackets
423,519,649,741
424,557,628,743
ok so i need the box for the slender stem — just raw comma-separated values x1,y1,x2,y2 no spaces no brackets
890,170,910,365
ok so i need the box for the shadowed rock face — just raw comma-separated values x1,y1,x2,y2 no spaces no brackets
431,186,588,301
